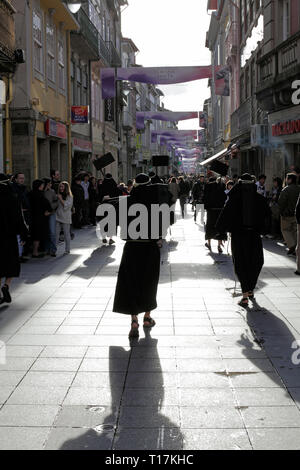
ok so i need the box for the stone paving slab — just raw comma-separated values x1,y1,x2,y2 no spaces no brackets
1,206,300,449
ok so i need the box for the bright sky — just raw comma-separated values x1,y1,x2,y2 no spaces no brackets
122,0,211,130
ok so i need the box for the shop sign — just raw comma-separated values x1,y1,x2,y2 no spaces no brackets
272,119,300,137
71,106,89,124
73,137,93,152
45,119,67,139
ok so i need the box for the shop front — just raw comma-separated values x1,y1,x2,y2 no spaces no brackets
72,136,93,177
268,106,300,178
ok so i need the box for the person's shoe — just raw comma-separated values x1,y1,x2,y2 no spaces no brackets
50,253,56,257
63,251,70,255
238,297,249,308
287,247,296,255
295,271,300,276
109,239,115,245
218,246,223,254
205,243,211,251
1,285,12,304
70,233,75,240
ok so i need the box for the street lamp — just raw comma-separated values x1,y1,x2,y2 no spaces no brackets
66,1,82,13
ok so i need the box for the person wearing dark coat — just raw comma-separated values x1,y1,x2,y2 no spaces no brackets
28,180,52,257
216,173,270,307
98,174,122,245
71,175,85,229
113,173,164,339
88,177,98,226
203,177,227,253
178,177,190,218
192,175,206,223
0,174,28,304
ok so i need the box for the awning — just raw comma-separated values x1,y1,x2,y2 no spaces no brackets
200,148,228,166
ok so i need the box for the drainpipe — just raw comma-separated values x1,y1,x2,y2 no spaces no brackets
4,77,13,174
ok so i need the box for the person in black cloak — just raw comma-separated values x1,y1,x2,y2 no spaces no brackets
216,173,270,307
203,176,227,253
98,173,122,245
113,173,163,338
28,179,52,257
0,174,28,304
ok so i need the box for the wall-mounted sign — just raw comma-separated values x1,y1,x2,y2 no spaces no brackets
105,99,115,122
45,119,67,139
71,106,89,124
73,138,93,153
272,119,300,137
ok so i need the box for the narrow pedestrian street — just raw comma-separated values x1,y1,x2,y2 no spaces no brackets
0,204,300,450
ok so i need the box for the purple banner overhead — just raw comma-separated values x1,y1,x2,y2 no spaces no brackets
151,129,198,144
136,111,199,130
101,66,223,99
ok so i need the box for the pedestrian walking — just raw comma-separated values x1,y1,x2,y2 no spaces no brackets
256,174,267,197
192,175,206,223
178,176,190,218
0,174,28,304
89,176,98,226
216,174,270,307
56,182,73,255
268,177,283,239
295,194,300,276
11,172,31,261
98,173,122,245
278,173,300,255
50,169,61,194
81,173,90,226
43,178,59,257
28,180,52,258
203,177,227,253
113,174,162,339
168,177,179,225
72,175,85,229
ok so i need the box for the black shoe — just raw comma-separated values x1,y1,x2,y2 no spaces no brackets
1,285,12,304
295,271,300,276
50,253,57,257
287,247,296,255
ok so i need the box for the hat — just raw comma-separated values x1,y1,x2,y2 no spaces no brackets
240,173,254,181
135,173,151,186
105,173,113,179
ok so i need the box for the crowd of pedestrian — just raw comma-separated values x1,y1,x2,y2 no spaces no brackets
1,167,300,317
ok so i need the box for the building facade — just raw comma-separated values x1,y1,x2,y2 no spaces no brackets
0,0,17,173
11,0,78,183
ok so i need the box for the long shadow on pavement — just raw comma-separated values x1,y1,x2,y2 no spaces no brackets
58,331,183,450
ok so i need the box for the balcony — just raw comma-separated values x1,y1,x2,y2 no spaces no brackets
0,0,16,73
256,31,300,111
98,35,110,66
71,9,99,61
231,98,252,140
106,41,121,67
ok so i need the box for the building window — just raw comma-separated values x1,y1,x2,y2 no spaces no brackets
33,10,43,74
283,0,290,41
58,36,65,91
46,17,55,83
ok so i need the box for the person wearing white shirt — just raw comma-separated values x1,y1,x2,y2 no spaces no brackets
56,182,73,255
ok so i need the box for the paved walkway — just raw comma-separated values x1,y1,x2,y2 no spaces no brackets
0,204,300,450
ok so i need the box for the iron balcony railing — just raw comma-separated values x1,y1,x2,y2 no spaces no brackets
105,41,121,67
74,9,99,60
231,97,252,140
99,34,110,66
